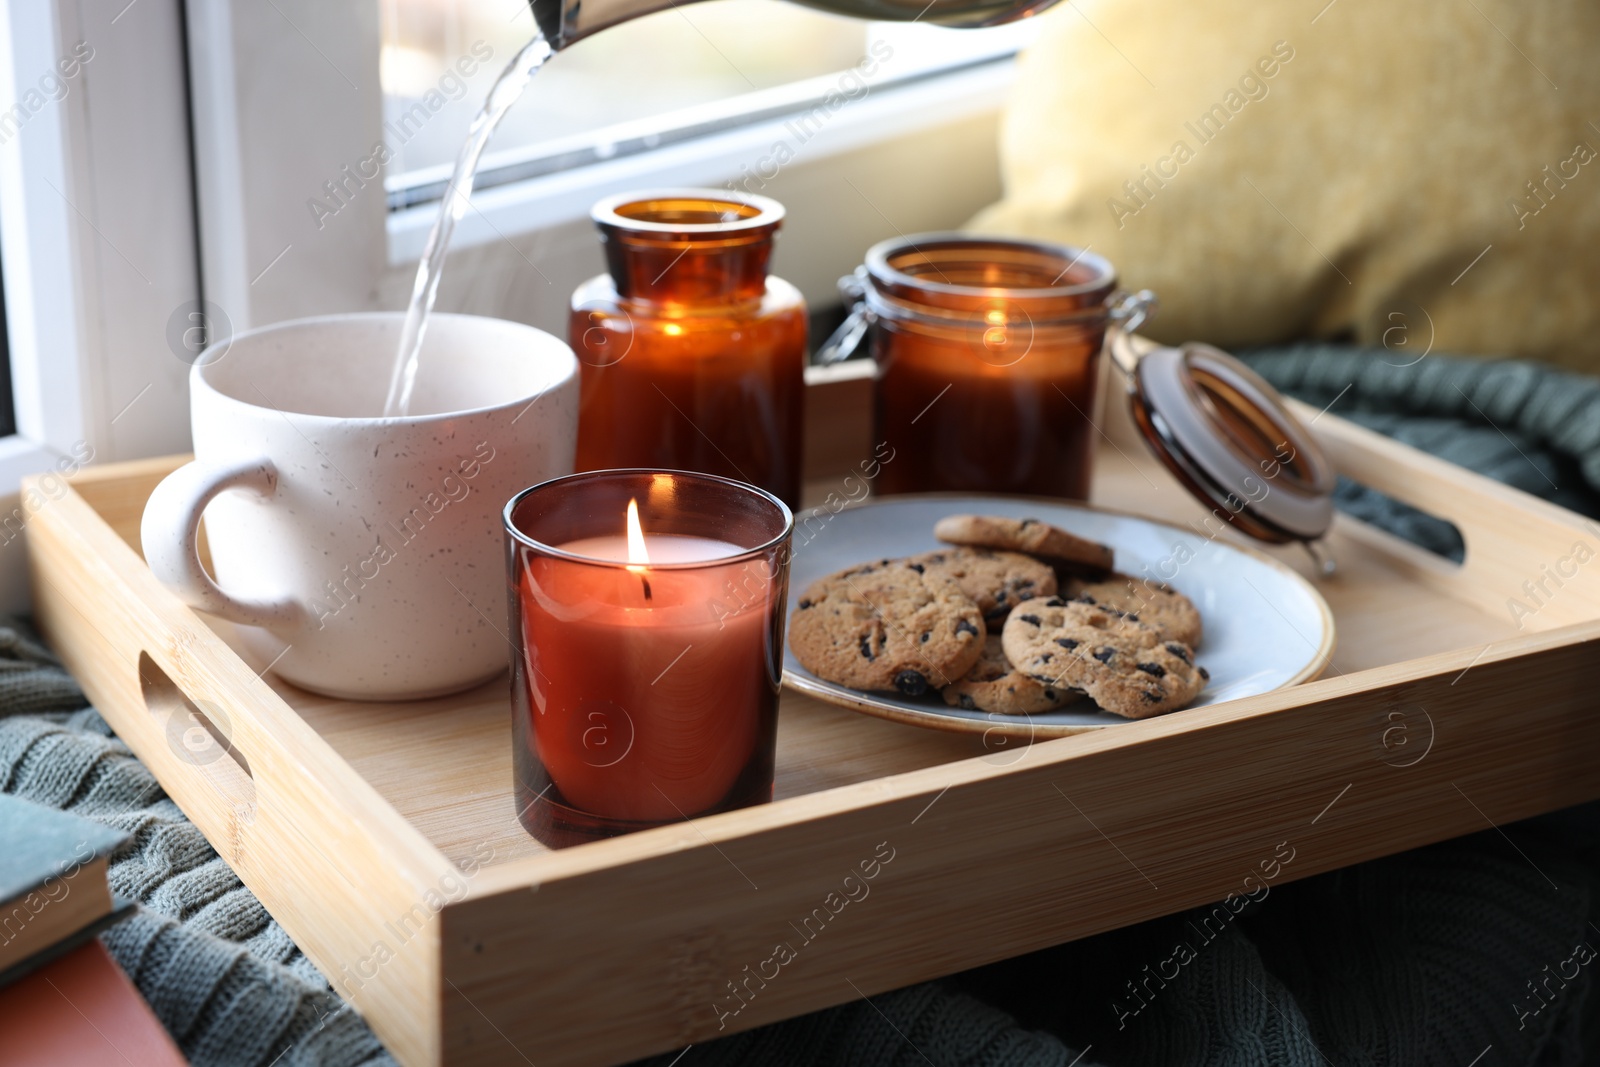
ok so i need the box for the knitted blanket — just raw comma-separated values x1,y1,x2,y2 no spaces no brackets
0,625,391,1067
2,346,1598,1067
1243,345,1600,558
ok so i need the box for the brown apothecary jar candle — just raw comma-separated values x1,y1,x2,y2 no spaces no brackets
855,234,1136,501
570,190,807,508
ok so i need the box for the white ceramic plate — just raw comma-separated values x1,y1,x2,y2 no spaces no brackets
781,495,1335,737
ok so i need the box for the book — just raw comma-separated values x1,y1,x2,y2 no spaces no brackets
0,940,187,1066
0,794,130,987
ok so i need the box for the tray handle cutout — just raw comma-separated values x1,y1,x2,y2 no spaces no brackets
139,652,257,822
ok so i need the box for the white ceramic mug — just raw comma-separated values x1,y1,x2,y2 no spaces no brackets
141,312,579,700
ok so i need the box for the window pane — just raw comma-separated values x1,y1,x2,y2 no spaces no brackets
379,0,1035,191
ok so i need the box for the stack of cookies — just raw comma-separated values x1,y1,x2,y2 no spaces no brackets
788,515,1209,720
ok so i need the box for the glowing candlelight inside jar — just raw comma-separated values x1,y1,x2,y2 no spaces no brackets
504,471,793,846
866,236,1117,501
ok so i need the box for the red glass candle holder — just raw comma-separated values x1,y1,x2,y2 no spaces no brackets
503,469,793,848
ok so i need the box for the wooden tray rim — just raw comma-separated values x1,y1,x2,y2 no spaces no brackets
29,407,1600,898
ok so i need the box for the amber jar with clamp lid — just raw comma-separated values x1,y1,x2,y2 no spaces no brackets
821,234,1153,500
823,233,1340,563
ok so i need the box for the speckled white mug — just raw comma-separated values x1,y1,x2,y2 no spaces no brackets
141,313,579,700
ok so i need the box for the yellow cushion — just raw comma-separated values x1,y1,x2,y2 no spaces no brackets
969,1,1600,372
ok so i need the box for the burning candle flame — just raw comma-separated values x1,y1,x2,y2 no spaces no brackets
625,498,649,568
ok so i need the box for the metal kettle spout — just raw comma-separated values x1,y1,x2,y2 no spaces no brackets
530,0,1063,51
529,0,705,49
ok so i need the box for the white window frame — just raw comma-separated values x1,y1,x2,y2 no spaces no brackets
186,0,1018,330
0,0,200,611
0,0,1019,614
0,0,1023,617
385,58,1017,268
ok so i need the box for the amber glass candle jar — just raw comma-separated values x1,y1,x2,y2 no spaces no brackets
857,234,1132,501
570,190,807,508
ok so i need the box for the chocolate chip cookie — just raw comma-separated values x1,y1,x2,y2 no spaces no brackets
789,559,985,697
1065,573,1203,647
942,635,1078,715
933,514,1113,576
1001,597,1206,719
906,547,1057,628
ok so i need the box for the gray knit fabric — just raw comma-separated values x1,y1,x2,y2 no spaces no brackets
1242,346,1600,510
1242,346,1600,560
2,346,1599,1067
0,628,394,1067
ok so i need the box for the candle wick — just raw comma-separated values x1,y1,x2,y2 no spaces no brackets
641,576,653,601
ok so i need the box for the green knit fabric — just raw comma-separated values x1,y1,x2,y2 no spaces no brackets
1242,346,1600,561
1,346,1598,1067
1242,347,1600,512
0,638,393,1067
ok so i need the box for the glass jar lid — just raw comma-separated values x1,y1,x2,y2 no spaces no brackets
1123,339,1337,546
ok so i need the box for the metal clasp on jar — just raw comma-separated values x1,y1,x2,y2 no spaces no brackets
815,267,873,365
819,272,1156,368
1105,288,1159,376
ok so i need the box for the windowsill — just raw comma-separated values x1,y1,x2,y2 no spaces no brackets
0,436,66,496
384,57,1017,266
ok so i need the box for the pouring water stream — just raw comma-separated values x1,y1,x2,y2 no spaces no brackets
383,33,553,418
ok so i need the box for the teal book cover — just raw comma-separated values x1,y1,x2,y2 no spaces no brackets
0,793,132,988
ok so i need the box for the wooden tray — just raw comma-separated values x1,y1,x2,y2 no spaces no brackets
24,360,1600,1067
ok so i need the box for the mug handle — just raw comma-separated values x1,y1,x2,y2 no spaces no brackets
140,458,302,626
